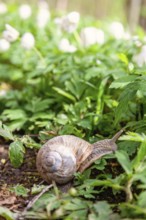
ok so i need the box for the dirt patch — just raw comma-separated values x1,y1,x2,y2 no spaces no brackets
0,144,42,212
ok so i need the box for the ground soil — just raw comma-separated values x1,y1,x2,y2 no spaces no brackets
0,141,42,213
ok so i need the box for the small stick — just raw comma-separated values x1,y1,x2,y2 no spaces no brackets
24,184,53,212
16,184,53,220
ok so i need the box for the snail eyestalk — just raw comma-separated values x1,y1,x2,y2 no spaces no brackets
111,129,124,143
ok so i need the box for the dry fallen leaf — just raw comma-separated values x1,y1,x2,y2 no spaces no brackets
0,196,16,205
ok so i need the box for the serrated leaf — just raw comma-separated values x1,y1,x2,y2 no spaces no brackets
9,141,25,168
93,201,112,220
64,198,88,211
10,184,29,197
0,124,14,140
3,109,27,120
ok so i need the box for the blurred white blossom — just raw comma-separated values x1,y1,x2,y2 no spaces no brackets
55,11,80,33
133,45,146,67
19,4,32,20
21,32,35,50
0,2,7,14
3,24,19,42
80,27,105,47
0,39,10,52
37,1,50,28
109,21,125,39
59,38,77,53
132,36,142,47
0,90,7,96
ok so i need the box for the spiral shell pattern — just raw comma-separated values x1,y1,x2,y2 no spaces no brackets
36,135,93,184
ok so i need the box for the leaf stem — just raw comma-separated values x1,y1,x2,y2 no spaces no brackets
125,178,133,202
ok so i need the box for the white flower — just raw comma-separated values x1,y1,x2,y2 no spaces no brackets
55,11,80,33
3,24,19,42
19,4,32,20
21,32,35,50
37,1,50,28
0,39,10,52
80,27,105,47
67,11,80,24
109,21,125,39
59,38,77,53
0,89,7,96
132,36,142,47
133,45,146,67
37,9,50,28
0,2,7,14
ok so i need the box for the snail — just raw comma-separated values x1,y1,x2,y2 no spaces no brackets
36,130,123,185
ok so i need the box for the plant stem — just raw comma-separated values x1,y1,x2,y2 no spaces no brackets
33,46,46,67
94,77,108,124
125,178,133,202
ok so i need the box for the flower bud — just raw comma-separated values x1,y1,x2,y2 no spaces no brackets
0,2,7,14
21,32,35,50
59,38,77,53
19,4,32,20
3,24,19,42
109,21,124,39
55,11,80,33
80,27,105,47
0,39,10,52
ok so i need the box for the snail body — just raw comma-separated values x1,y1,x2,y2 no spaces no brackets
36,130,123,185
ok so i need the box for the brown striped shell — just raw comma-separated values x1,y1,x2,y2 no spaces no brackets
36,130,123,185
36,135,93,184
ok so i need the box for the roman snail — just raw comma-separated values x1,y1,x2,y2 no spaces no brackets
36,130,123,185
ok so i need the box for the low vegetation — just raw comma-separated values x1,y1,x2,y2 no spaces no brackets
1,2,146,220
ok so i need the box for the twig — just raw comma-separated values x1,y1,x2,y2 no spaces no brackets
16,184,53,220
24,184,53,212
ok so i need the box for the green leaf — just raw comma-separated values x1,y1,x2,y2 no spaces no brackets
0,124,14,140
137,191,146,208
118,53,129,65
65,210,88,220
9,184,29,197
64,198,88,211
115,82,138,124
31,184,46,195
110,76,137,89
78,118,92,130
119,132,146,142
0,207,15,220
115,150,132,174
9,141,25,168
53,87,76,102
3,109,27,120
93,201,112,220
132,141,146,171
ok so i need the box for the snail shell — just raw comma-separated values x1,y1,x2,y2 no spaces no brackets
36,135,93,184
36,130,123,185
